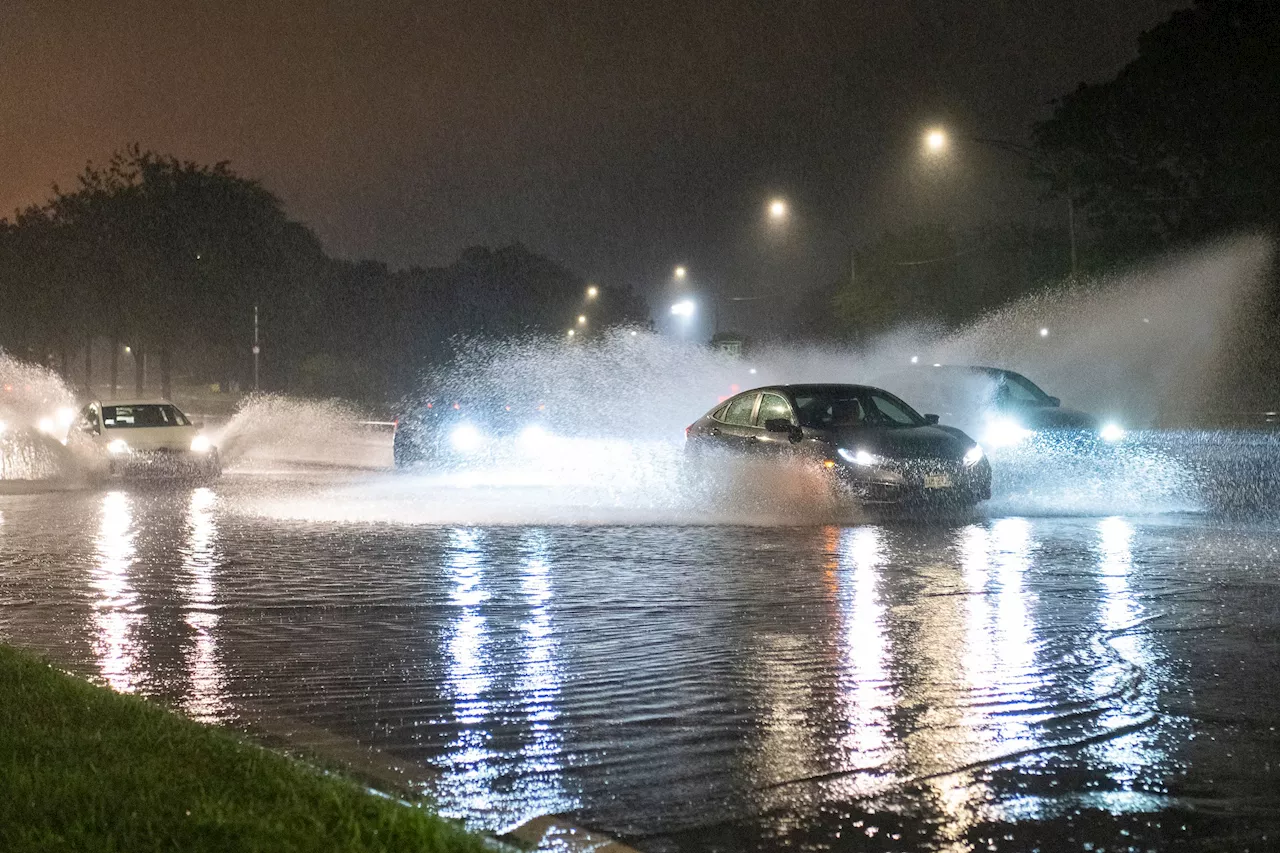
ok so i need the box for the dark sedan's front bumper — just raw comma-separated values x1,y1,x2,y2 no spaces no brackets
831,457,991,505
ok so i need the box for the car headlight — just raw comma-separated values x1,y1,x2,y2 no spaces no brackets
838,447,880,467
963,444,984,466
191,435,212,453
449,423,484,453
1099,422,1125,442
107,438,129,455
982,418,1033,448
518,423,549,449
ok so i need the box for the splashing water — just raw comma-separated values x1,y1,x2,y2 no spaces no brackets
0,352,79,482
252,235,1266,524
212,393,390,470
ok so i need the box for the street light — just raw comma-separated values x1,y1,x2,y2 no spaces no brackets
674,265,687,280
922,125,1078,277
586,285,599,299
768,198,788,220
577,314,587,326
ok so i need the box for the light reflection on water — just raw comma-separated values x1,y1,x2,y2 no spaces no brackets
91,491,144,693
181,487,226,723
1,480,1258,849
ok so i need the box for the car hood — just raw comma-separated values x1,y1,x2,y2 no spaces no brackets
103,425,199,450
819,424,973,461
1006,405,1099,431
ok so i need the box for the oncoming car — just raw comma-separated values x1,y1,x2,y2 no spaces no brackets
877,365,1126,449
72,399,221,481
686,383,991,506
393,398,552,469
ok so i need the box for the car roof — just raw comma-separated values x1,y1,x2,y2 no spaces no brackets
738,383,887,396
906,364,1018,379
96,398,180,407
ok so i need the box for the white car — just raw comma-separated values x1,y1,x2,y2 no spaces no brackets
73,398,221,481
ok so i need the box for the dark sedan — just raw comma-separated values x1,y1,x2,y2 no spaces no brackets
686,383,991,505
874,365,1126,449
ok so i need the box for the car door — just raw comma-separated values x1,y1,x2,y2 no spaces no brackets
752,391,798,455
709,392,760,453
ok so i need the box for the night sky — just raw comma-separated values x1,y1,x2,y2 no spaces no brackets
2,0,1185,305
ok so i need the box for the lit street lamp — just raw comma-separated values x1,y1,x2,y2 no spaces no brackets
674,265,687,280
923,126,1079,278
577,314,587,326
586,285,599,299
768,198,788,220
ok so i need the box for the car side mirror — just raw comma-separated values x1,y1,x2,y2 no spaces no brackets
765,418,803,443
1048,396,1061,408
924,413,940,425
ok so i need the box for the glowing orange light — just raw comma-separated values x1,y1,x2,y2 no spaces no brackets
823,459,836,469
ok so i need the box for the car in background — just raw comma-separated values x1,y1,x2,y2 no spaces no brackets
71,399,221,481
686,383,991,506
393,397,552,469
876,364,1126,449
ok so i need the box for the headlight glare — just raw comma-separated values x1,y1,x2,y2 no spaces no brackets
963,444,984,466
1099,422,1126,442
838,447,880,467
191,435,212,453
982,418,1033,448
449,423,483,453
107,438,129,455
518,423,549,449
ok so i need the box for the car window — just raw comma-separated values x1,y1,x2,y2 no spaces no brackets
995,372,1052,405
712,403,730,421
866,392,922,427
722,394,758,426
756,393,792,426
795,392,865,428
102,404,189,428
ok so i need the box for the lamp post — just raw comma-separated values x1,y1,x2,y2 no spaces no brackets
923,128,1079,278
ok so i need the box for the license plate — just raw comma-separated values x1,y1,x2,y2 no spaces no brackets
924,474,952,489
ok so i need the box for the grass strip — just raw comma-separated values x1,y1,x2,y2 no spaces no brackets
0,644,490,853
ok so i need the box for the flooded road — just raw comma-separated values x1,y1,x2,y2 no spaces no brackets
3,472,1280,851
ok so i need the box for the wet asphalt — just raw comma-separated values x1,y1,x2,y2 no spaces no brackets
2,460,1280,852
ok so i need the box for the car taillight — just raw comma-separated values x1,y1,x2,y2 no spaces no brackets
685,425,692,437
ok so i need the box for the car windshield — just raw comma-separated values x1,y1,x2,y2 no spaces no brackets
102,404,189,428
993,371,1053,405
793,388,925,429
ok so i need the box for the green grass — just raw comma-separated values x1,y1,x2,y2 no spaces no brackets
0,644,490,853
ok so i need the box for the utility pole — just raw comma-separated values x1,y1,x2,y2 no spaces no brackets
252,305,260,391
